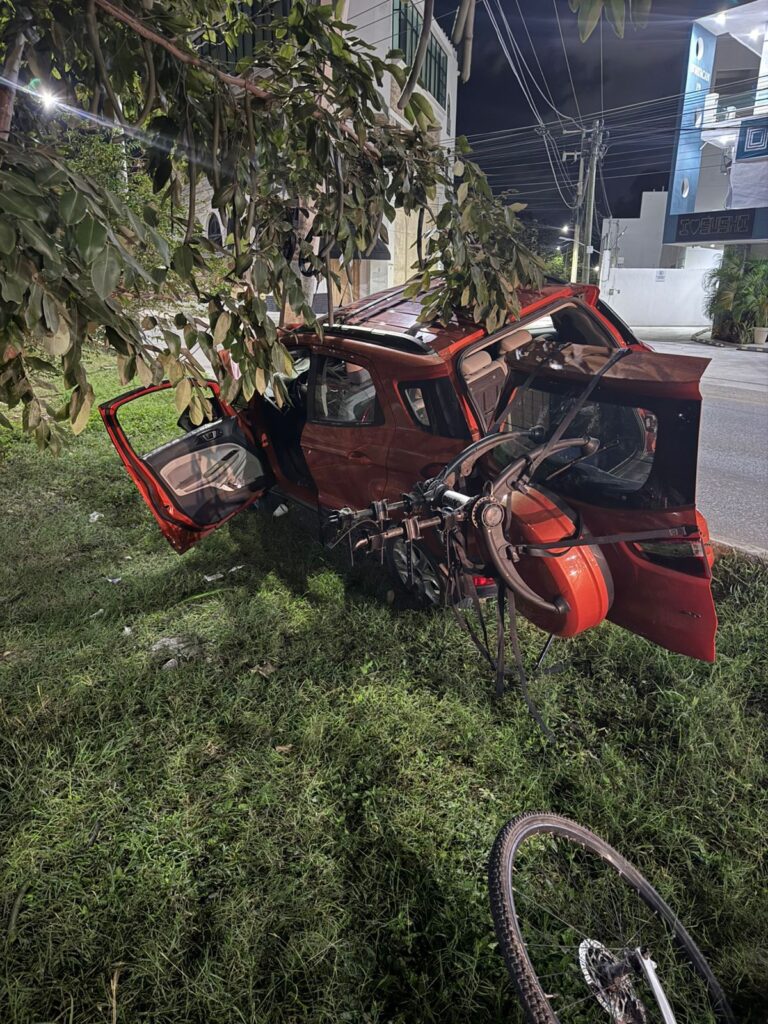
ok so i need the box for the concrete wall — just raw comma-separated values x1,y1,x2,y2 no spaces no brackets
601,191,676,269
598,263,721,328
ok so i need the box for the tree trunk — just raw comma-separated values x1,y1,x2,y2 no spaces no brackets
0,32,26,141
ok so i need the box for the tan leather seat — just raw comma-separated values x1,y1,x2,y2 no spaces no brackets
463,350,507,425
498,328,534,356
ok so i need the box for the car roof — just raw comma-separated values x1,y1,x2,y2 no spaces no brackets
325,281,586,363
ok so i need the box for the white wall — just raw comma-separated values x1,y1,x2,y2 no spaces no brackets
601,191,668,269
599,265,721,328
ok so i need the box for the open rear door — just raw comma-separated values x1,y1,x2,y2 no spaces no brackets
496,341,718,661
100,382,274,553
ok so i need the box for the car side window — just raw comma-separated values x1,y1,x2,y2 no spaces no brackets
399,379,470,439
310,355,381,426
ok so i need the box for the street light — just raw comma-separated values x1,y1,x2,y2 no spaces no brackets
561,224,570,233
39,89,58,111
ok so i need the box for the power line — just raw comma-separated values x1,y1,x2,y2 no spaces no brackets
481,0,578,208
494,0,580,127
453,71,768,147
552,0,582,121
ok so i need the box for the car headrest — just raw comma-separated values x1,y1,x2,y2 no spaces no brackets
499,329,534,353
463,350,493,380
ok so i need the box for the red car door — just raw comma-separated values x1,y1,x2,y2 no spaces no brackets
300,349,393,510
100,382,274,553
493,341,718,662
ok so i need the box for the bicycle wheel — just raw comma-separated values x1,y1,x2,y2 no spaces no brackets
488,812,735,1024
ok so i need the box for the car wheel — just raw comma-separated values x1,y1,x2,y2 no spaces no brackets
388,539,447,608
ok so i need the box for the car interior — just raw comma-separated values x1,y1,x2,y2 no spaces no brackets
458,303,671,509
458,303,616,432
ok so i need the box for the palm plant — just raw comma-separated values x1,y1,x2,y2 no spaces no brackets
705,251,768,343
734,260,768,343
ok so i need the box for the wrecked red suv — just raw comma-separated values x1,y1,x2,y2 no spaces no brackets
100,282,717,664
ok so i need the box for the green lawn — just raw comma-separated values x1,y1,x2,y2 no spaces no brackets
1,355,766,1023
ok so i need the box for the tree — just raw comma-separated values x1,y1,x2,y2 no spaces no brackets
0,0,550,449
567,0,652,40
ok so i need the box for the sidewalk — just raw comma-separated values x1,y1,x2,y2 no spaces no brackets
632,325,768,352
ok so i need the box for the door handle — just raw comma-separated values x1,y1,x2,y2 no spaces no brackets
348,449,372,464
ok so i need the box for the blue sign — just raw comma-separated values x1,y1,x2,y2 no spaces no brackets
737,116,768,161
669,24,717,215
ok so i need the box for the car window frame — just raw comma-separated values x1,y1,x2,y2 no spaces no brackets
456,298,621,432
306,351,384,428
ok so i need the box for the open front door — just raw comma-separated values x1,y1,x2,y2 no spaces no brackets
100,382,274,553
495,342,718,661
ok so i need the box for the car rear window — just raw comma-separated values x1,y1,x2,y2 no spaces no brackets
492,377,699,510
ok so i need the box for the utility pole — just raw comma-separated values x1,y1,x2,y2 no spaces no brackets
562,136,585,283
581,119,604,284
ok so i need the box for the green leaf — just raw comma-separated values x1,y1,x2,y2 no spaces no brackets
0,221,16,255
213,312,232,345
606,0,625,36
631,0,652,27
1,272,26,305
175,377,192,414
42,293,60,334
577,0,604,40
172,244,194,281
59,190,87,226
0,189,39,220
71,384,94,435
75,215,107,264
43,319,72,357
91,247,121,299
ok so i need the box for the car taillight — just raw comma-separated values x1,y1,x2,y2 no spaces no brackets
632,538,711,577
635,539,704,558
473,574,496,589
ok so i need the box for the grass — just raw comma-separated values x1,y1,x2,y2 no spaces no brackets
1,353,766,1023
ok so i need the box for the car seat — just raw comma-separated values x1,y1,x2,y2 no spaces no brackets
462,351,507,426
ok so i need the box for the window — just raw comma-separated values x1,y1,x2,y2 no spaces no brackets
200,0,295,66
310,356,381,425
207,214,223,245
489,377,696,511
400,379,470,438
392,0,448,108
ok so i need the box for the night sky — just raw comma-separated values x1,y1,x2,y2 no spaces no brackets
438,0,742,229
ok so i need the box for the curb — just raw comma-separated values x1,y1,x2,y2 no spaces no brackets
691,337,768,353
712,540,768,562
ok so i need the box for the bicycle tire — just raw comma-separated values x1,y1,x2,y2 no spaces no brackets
488,811,736,1024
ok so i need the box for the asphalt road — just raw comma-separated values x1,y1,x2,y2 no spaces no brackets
646,340,768,552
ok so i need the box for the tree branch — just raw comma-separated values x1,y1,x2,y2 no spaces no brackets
397,0,434,110
184,113,197,244
134,39,157,128
93,0,273,101
86,0,127,125
0,31,26,141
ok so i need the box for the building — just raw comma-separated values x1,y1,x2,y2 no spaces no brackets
600,1,768,332
197,1,458,307
343,0,458,298
663,0,768,255
599,191,722,330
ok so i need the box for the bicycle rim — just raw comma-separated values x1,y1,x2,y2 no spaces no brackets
488,812,735,1024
